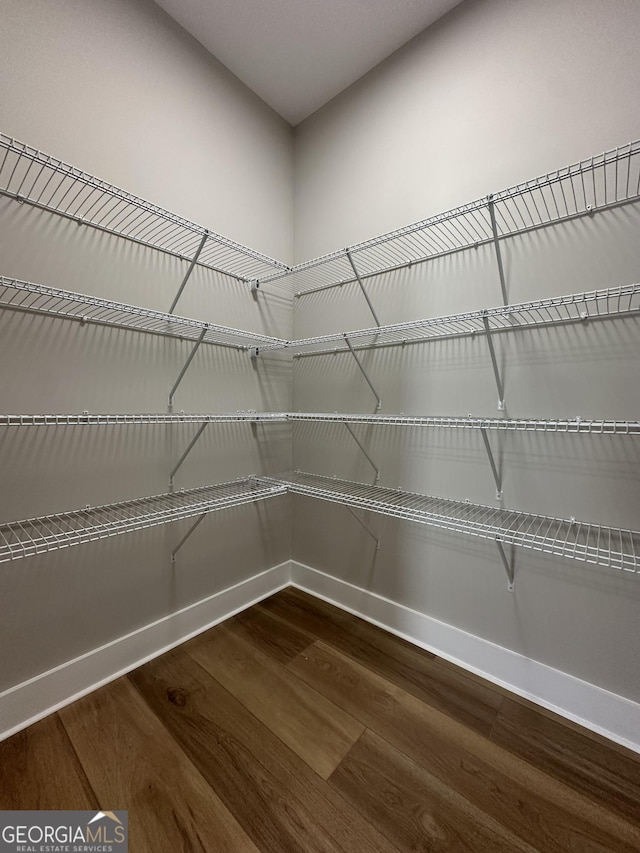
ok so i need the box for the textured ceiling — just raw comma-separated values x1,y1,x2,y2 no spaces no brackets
153,0,465,125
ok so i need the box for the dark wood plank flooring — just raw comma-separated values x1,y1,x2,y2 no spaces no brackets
1,586,639,852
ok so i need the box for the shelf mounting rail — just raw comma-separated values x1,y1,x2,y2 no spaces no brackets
0,133,288,283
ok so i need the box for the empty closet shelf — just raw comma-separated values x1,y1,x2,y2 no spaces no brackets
0,133,288,281
0,412,288,426
0,478,287,563
260,139,640,294
3,412,636,434
0,276,287,349
287,413,640,434
275,472,640,573
265,283,640,355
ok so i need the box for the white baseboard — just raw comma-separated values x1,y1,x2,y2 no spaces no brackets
0,561,292,742
4,557,639,756
291,560,640,755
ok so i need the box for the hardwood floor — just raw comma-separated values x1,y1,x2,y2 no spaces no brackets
1,587,639,852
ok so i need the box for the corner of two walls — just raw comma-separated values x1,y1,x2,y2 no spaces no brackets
1,0,640,749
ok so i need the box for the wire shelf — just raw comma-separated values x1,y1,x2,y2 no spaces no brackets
0,132,288,282
262,140,640,294
2,411,637,435
0,276,287,349
0,478,287,563
276,472,640,573
0,412,288,427
265,283,640,355
288,413,640,435
3,472,637,569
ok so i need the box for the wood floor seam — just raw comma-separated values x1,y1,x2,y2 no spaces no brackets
487,692,507,742
329,726,544,853
185,628,365,780
57,710,102,809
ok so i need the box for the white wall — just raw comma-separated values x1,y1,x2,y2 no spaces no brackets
294,0,640,261
291,0,640,706
0,0,294,693
0,0,293,261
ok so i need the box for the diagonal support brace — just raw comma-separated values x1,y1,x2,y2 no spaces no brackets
344,335,382,410
168,326,208,410
169,423,209,491
481,312,505,410
344,422,380,482
487,195,509,306
480,427,503,500
495,537,514,591
169,230,210,314
171,512,208,564
346,249,381,327
345,505,380,549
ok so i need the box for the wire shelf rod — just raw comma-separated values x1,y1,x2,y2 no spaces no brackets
0,276,287,350
0,132,288,282
260,139,640,294
274,473,639,573
0,478,287,563
266,283,640,356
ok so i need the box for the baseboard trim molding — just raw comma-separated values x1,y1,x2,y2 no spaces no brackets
0,561,292,742
4,557,640,755
290,560,640,755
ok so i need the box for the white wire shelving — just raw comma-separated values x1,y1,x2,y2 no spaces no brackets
0,276,286,350
260,140,640,295
0,133,288,283
0,477,287,563
287,413,640,435
0,412,288,427
276,472,640,575
2,411,638,434
263,283,640,356
2,472,638,576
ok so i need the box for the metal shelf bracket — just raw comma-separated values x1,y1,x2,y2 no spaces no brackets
169,230,210,314
169,423,209,491
168,326,208,410
171,511,207,564
345,505,380,549
479,427,503,500
344,334,382,410
495,537,514,591
481,311,505,410
346,249,382,327
343,422,380,482
487,195,509,306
